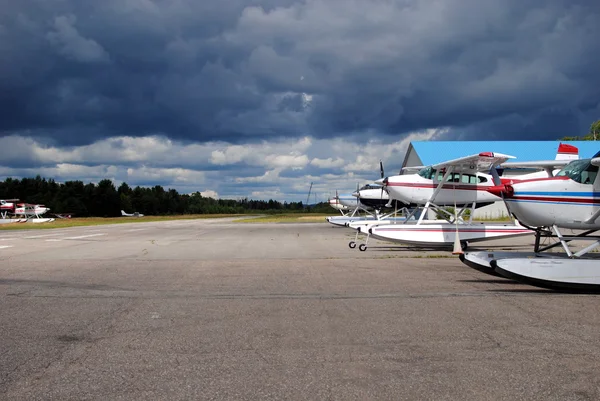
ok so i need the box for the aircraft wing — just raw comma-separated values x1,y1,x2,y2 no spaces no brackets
500,160,572,170
403,152,515,173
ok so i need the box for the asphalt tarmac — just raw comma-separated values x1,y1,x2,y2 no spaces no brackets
1,218,599,400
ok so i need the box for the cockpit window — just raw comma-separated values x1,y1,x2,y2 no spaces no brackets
359,184,382,190
556,159,599,184
418,166,436,179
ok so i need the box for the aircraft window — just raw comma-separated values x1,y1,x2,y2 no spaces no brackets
461,174,478,184
478,176,488,183
418,166,436,179
443,173,460,182
582,166,598,184
556,159,597,184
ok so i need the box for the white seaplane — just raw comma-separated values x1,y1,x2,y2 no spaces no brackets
326,161,405,227
0,200,55,223
346,144,581,251
0,199,19,219
327,192,351,214
352,152,534,251
461,150,600,292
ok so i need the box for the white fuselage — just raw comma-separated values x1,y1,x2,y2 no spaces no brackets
14,205,49,216
385,172,501,206
502,177,600,229
328,198,350,212
354,188,391,209
0,200,15,211
336,193,367,209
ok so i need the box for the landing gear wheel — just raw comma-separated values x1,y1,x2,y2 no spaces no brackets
349,241,356,249
359,244,367,252
461,241,469,251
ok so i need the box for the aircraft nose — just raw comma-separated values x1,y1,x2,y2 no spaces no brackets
487,184,514,198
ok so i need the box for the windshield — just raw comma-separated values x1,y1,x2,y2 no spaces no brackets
359,184,382,190
418,166,436,179
555,159,598,184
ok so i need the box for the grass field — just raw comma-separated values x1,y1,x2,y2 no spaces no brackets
0,214,246,230
233,214,330,223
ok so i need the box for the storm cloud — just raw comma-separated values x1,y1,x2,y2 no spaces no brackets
1,0,599,200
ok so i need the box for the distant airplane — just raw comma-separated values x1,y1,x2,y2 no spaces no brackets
121,210,144,217
0,199,18,219
14,203,51,218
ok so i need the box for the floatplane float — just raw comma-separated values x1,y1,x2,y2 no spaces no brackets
461,150,600,292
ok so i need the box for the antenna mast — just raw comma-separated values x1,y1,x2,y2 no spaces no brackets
305,182,313,209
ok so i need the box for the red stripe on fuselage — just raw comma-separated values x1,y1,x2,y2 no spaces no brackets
386,183,487,191
512,195,600,204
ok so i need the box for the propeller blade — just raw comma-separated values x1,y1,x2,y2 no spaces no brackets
380,160,384,178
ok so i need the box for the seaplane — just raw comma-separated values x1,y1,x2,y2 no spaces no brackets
351,152,535,251
346,144,581,250
327,193,351,214
326,161,409,227
121,210,144,217
0,199,19,219
461,150,600,292
0,200,55,223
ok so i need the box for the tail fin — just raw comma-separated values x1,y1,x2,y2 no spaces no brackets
121,210,127,216
555,143,579,161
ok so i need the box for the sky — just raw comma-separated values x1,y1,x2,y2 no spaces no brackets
1,0,599,202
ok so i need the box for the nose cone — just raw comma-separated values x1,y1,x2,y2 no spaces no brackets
352,191,359,197
375,177,389,186
487,184,514,198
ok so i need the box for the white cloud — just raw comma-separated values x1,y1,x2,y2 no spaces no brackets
235,168,282,184
0,131,446,202
264,154,309,169
199,190,219,199
126,166,205,184
310,157,345,168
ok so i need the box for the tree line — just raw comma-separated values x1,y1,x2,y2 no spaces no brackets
0,176,331,217
560,120,600,141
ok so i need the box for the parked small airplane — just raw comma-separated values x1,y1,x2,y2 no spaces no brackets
121,210,144,217
327,197,350,213
355,152,535,251
52,213,75,219
461,150,600,292
0,199,19,219
14,203,50,217
327,161,410,227
343,144,581,250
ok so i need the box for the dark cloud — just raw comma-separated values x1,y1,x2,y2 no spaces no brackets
1,0,599,147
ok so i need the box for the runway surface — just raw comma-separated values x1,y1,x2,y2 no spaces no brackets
1,218,599,400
